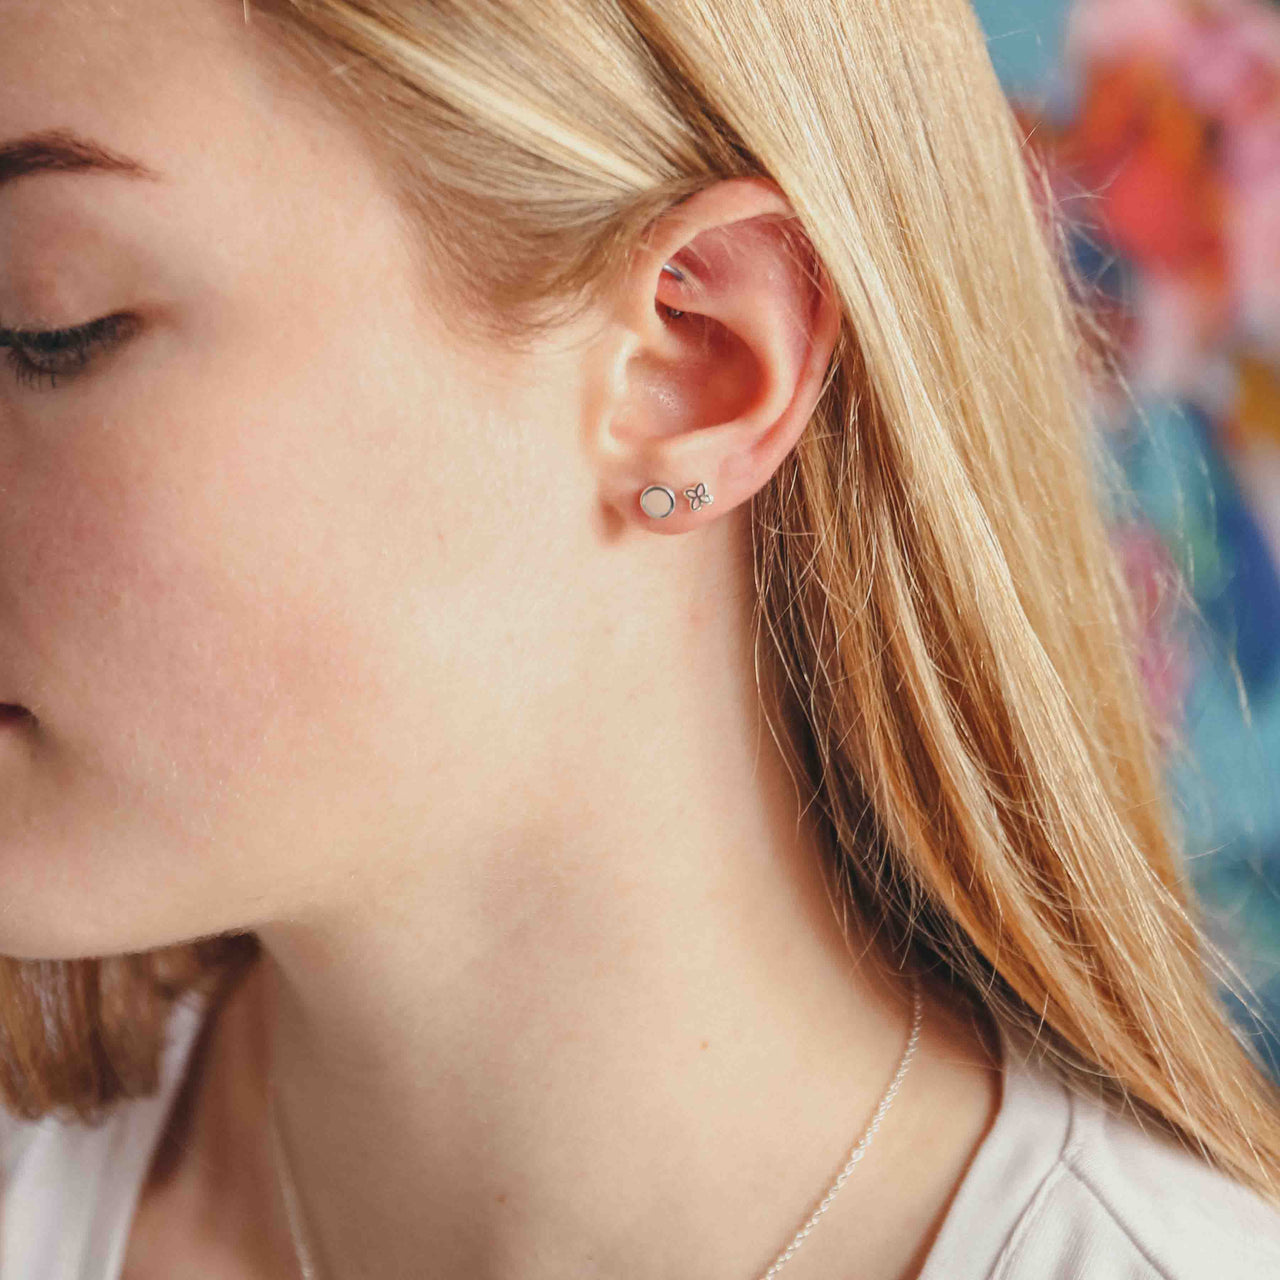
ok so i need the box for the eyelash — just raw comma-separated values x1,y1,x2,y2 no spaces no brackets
0,314,135,391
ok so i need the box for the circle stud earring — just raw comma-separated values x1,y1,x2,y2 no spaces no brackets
639,484,677,519
639,482,715,519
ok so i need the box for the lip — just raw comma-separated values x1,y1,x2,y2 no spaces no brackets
0,703,31,724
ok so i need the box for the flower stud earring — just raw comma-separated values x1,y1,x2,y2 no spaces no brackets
683,481,713,512
639,481,714,519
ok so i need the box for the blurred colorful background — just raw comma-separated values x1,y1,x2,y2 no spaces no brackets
970,0,1280,1074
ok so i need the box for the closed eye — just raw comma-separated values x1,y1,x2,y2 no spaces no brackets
0,313,137,391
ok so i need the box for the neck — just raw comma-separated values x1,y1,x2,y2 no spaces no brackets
137,524,1004,1280
254,798,924,1278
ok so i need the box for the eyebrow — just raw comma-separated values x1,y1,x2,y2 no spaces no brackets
0,128,162,192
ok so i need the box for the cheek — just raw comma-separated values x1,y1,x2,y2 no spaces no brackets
0,277,549,956
31,481,368,794
8,382,414,869
0,466,389,954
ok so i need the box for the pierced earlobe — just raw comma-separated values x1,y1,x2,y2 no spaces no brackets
638,481,714,519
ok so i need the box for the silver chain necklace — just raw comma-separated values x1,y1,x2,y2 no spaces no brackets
267,972,924,1280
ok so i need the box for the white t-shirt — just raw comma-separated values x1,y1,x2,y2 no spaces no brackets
3,991,1280,1278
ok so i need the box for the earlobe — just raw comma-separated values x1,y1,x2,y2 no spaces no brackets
595,177,841,536
637,479,716,521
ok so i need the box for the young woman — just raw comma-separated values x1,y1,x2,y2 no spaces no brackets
1,0,1279,1277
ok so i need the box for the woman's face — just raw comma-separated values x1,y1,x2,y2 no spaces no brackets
0,0,616,957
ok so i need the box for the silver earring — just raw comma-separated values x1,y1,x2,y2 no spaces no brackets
683,481,713,512
638,481,714,518
661,263,686,317
639,484,676,519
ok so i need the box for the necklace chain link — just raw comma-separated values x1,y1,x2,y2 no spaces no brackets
268,973,924,1280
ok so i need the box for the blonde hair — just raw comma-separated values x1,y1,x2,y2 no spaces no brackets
5,0,1280,1207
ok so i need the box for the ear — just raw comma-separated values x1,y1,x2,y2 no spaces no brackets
589,176,841,534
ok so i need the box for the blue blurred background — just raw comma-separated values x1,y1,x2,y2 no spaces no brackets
969,0,1280,1073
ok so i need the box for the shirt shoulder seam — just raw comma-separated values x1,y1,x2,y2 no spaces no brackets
1025,1071,1175,1280
988,1059,1079,1280
988,1148,1172,1279
991,1066,1172,1280
988,1156,1069,1279
1058,1160,1174,1277
1059,1119,1280,1278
